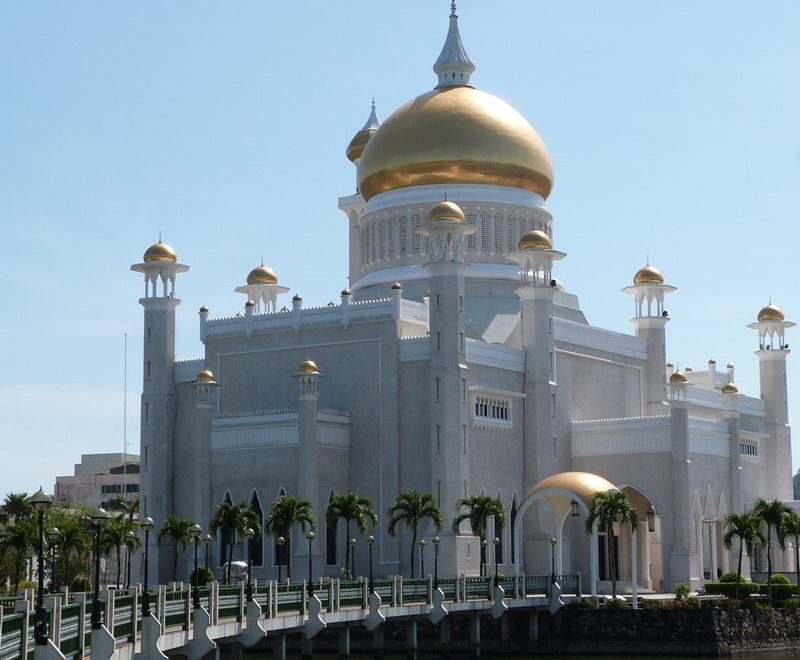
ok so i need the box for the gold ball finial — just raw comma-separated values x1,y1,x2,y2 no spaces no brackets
143,240,177,263
757,303,785,322
298,358,319,374
196,369,216,383
292,293,303,302
518,229,552,251
669,370,688,383
633,264,664,286
247,264,278,285
199,305,209,313
429,200,465,223
721,382,739,395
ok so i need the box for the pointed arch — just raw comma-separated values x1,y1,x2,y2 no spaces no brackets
218,491,232,568
509,493,518,565
704,484,717,521
249,489,264,567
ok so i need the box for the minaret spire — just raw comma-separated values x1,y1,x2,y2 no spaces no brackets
433,1,475,88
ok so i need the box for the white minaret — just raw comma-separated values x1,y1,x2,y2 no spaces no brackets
190,369,219,546
508,229,565,574
417,200,476,575
234,262,289,313
667,369,693,588
295,359,322,572
131,239,189,583
747,303,795,500
622,264,676,415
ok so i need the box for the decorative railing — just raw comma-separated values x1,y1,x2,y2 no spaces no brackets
0,574,574,660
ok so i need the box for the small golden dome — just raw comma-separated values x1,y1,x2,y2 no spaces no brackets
721,382,739,394
298,359,319,373
727,363,735,369
633,265,664,286
196,369,216,383
670,371,688,383
391,282,403,290
341,288,351,296
247,264,278,285
708,359,716,365
199,306,209,313
143,241,177,263
357,86,553,201
346,101,381,163
292,293,302,302
429,200,465,223
757,303,784,322
666,362,674,368
245,300,255,308
518,230,552,251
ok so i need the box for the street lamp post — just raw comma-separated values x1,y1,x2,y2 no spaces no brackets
124,530,136,590
349,538,356,580
367,535,375,594
190,524,202,608
493,537,500,586
31,488,53,645
550,537,557,584
481,539,487,577
47,527,61,594
244,527,255,602
432,536,440,590
306,531,315,597
419,539,426,577
89,508,111,630
140,516,154,618
276,536,285,582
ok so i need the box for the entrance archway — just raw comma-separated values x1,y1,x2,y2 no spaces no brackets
514,471,636,598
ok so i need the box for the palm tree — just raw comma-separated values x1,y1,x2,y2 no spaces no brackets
58,516,91,588
0,521,35,592
387,490,443,578
452,495,506,577
1,493,32,526
722,511,765,599
210,502,262,583
753,498,793,605
326,492,378,578
101,519,132,589
265,496,316,581
585,490,639,598
779,509,800,593
107,497,140,525
157,516,195,582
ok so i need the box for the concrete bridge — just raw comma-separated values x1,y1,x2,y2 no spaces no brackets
0,574,583,660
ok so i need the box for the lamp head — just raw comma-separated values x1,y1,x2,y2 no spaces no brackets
47,527,61,541
432,536,440,546
306,531,315,541
550,536,557,546
203,534,213,545
90,508,111,527
30,487,53,513
244,527,255,541
367,535,375,545
350,538,357,546
277,536,285,546
140,516,155,533
125,530,137,543
190,523,202,539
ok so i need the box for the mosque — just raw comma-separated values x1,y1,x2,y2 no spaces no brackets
132,4,794,592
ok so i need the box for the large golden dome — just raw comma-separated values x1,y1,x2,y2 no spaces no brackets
357,86,553,202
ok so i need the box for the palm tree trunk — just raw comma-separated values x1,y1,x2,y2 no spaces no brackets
64,552,71,589
173,542,179,582
227,540,234,584
411,527,417,579
736,540,743,600
344,521,351,578
767,527,773,605
286,536,292,580
609,530,617,599
795,535,799,594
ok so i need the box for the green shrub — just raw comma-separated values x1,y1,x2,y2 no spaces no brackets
758,583,797,599
719,571,745,583
685,595,701,609
70,575,91,593
606,597,627,609
17,580,36,592
768,573,792,584
673,582,690,600
189,566,215,587
779,597,800,608
580,597,598,609
704,582,759,597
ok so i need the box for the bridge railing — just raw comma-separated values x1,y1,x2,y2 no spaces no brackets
0,573,564,660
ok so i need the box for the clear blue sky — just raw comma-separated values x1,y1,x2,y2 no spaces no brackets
2,2,799,496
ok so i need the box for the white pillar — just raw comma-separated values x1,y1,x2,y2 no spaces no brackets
631,528,638,609
641,525,651,589
695,517,704,581
590,522,598,598
709,522,718,580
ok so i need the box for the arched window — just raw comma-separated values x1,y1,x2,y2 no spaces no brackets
510,498,518,564
249,491,264,567
326,491,338,566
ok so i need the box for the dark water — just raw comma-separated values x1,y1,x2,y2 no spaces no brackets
251,652,800,659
